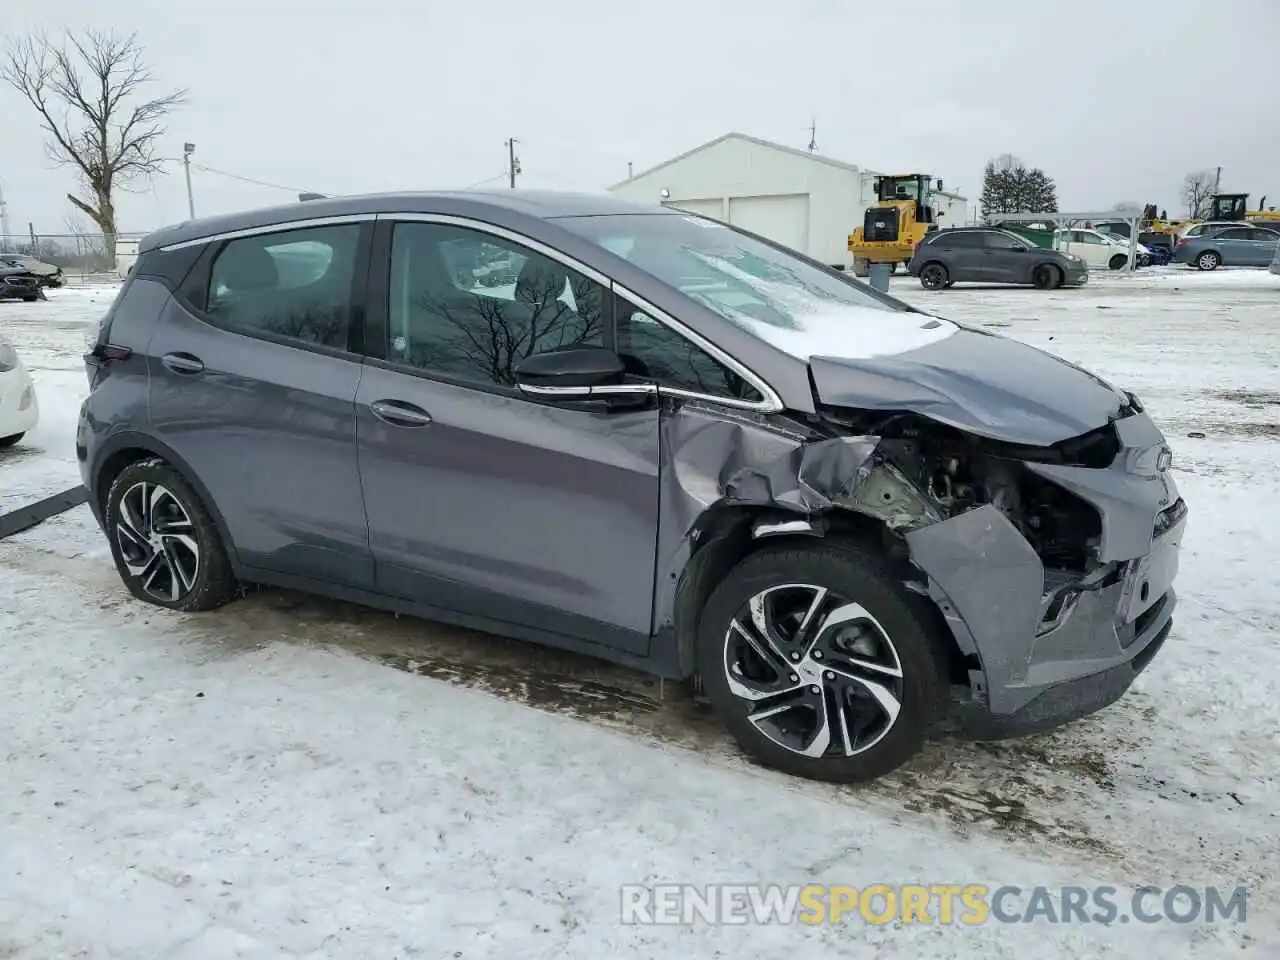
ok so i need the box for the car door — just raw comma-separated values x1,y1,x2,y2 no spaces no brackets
976,230,1027,282
1070,230,1108,267
353,216,661,655
146,219,376,587
1240,228,1280,265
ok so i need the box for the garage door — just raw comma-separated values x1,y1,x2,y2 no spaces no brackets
727,194,810,253
663,198,724,219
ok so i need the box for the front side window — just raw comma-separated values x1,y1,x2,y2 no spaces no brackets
617,307,762,402
388,222,605,388
207,224,361,349
559,213,954,362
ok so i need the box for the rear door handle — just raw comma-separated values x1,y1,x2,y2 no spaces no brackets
369,399,433,427
162,352,204,375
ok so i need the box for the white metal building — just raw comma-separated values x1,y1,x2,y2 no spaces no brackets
609,133,969,268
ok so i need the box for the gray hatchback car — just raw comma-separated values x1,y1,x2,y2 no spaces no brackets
78,191,1185,783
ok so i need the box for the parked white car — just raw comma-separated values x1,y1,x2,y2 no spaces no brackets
1054,228,1148,269
0,334,39,447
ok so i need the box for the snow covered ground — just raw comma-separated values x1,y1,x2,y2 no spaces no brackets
0,268,1277,957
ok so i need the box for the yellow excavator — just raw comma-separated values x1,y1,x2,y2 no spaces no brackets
848,174,941,266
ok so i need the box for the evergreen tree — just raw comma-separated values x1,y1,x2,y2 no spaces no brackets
981,155,1059,216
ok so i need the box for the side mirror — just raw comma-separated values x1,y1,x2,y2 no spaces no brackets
515,344,643,400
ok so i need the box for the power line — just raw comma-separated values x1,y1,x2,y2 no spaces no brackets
187,161,318,195
463,172,509,189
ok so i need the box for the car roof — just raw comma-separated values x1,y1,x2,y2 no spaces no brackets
139,189,674,252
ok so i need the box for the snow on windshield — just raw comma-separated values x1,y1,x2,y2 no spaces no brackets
567,213,957,362
682,249,957,361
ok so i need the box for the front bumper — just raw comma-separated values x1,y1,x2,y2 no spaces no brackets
0,365,39,438
1063,263,1089,285
904,411,1184,737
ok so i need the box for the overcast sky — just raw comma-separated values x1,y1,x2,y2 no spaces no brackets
3,0,1278,237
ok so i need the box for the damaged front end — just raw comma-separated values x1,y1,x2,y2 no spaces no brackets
661,393,1184,738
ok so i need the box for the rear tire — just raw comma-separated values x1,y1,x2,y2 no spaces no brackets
105,458,238,612
1032,263,1062,289
1196,250,1221,271
919,262,949,290
696,540,947,783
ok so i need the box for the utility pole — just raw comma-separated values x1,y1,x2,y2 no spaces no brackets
0,179,11,250
183,142,197,219
1213,166,1221,195
628,161,633,179
807,119,817,152
505,138,521,189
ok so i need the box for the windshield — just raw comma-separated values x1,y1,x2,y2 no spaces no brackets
557,212,957,360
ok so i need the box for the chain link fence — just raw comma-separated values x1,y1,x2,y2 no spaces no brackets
0,232,145,285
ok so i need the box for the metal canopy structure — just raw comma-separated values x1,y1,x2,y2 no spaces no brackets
985,211,1143,270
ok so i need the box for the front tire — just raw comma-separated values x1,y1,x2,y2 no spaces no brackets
1196,250,1221,271
1108,253,1128,270
0,433,23,448
1032,263,1062,289
696,540,947,783
105,459,237,612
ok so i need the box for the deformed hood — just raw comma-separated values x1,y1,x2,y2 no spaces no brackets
808,326,1129,445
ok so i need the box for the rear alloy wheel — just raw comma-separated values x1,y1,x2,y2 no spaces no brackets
697,541,946,783
1032,263,1062,289
1108,253,1128,270
1196,250,1221,271
105,459,237,611
919,263,948,290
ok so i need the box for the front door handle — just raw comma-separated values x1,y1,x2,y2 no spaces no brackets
162,352,204,375
369,399,433,427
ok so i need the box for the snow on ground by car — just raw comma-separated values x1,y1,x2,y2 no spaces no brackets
0,268,1277,957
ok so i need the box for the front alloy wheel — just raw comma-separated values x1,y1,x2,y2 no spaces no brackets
114,481,201,602
696,541,946,782
724,584,904,758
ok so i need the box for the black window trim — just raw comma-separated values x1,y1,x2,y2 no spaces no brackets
175,218,375,362
364,212,783,414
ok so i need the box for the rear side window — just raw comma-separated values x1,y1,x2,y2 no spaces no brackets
981,232,1024,250
939,232,980,248
207,224,361,350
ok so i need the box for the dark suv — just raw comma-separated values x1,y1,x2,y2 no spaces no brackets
78,191,1183,784
909,227,1088,290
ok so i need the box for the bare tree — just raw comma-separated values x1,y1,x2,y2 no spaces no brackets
63,208,107,269
2,29,185,261
1182,170,1217,219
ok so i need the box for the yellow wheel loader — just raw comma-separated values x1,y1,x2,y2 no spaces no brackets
848,174,941,268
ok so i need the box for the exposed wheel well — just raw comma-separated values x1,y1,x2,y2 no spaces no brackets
671,506,972,689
